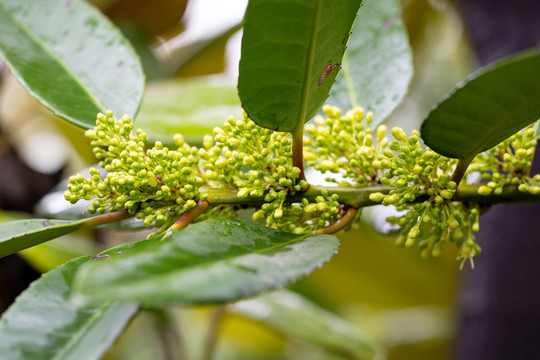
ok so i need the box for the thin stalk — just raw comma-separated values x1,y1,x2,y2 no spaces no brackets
292,125,307,183
170,201,210,231
451,158,473,186
200,306,226,360
316,205,358,234
81,209,131,228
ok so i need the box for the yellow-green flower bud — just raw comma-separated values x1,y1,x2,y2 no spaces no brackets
518,183,529,192
376,125,387,141
478,185,493,196
405,237,416,247
391,127,407,142
440,189,453,200
369,192,385,203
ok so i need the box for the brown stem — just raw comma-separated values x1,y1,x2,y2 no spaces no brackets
316,205,358,234
170,200,210,231
451,158,473,186
81,209,131,228
292,126,307,184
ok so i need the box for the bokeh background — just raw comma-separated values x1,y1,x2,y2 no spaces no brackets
0,0,538,359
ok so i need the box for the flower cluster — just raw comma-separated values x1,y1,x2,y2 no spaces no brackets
65,111,206,230
253,190,343,233
369,128,458,206
388,201,481,267
198,112,344,233
468,125,540,196
367,127,480,264
64,106,538,265
304,105,387,185
65,111,346,234
199,113,307,195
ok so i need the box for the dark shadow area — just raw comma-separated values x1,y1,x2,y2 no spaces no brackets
456,0,540,358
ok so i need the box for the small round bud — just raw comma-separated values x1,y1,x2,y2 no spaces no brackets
478,185,493,196
440,189,453,200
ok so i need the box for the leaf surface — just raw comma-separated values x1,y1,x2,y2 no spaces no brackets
231,290,380,359
421,50,540,160
0,219,84,258
73,219,339,305
0,0,144,128
238,0,363,132
0,257,137,360
328,0,413,126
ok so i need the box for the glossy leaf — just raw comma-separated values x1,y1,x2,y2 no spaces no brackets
0,219,84,258
136,76,242,142
238,0,363,132
72,219,339,305
0,0,144,129
421,50,540,160
328,0,413,126
0,257,138,360
231,290,381,359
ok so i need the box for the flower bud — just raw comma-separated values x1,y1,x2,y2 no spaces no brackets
391,127,407,142
477,185,492,196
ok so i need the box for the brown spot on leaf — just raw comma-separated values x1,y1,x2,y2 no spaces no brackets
318,60,340,87
89,254,110,261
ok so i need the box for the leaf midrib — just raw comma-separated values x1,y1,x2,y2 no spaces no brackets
296,0,322,131
0,2,107,112
51,302,111,360
87,233,315,290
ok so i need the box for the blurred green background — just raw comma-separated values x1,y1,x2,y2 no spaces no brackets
0,0,478,359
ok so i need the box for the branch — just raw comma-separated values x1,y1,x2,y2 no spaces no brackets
316,205,358,234
170,201,210,231
78,184,540,231
81,209,131,228
202,184,540,207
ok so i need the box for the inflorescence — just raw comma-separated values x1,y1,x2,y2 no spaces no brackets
65,107,538,265
64,111,206,232
468,125,540,196
304,105,386,186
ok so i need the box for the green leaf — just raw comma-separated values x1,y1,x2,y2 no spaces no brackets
0,0,144,129
72,219,339,305
421,50,540,161
0,257,138,360
230,290,381,359
136,76,241,142
327,0,413,126
238,0,363,132
0,219,84,258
